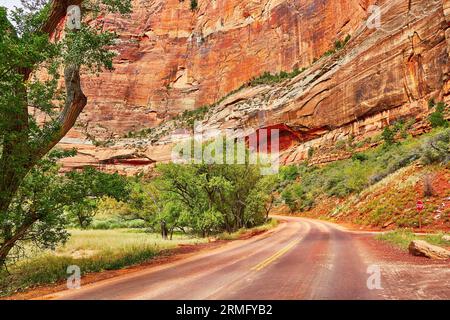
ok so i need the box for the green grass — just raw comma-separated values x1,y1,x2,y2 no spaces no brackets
216,219,278,240
0,229,205,296
376,229,450,251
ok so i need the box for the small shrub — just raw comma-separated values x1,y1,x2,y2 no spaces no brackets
344,34,351,44
334,40,343,50
420,128,450,165
190,0,198,11
249,68,305,86
280,165,299,181
352,153,368,162
382,126,395,146
307,147,315,159
281,189,297,212
428,98,436,109
429,102,449,128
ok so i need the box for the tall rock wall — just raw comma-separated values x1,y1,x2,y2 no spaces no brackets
75,0,375,138
60,0,450,173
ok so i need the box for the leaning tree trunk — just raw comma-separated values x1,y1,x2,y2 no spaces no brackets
0,1,87,267
160,221,168,240
0,219,36,267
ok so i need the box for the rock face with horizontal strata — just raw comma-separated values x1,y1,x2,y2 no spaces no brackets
71,0,375,138
61,0,450,172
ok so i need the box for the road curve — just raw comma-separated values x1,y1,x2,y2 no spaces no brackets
45,216,450,300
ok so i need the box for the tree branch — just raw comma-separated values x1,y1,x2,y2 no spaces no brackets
42,0,83,35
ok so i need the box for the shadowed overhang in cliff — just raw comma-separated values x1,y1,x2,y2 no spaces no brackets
245,124,330,153
99,153,155,166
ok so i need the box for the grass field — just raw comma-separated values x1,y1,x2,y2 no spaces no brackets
0,229,205,296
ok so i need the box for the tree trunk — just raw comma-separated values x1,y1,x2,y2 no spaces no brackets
0,219,35,267
0,2,108,267
160,221,168,240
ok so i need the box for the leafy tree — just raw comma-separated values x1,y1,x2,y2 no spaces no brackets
64,167,130,228
125,180,175,238
381,126,395,146
428,102,449,128
0,0,132,266
0,151,129,265
153,163,269,237
0,152,71,264
249,175,279,220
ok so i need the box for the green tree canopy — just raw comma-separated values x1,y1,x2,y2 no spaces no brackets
0,0,131,266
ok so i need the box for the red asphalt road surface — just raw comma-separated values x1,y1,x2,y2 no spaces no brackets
46,216,450,300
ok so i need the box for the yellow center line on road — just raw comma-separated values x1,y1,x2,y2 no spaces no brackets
251,238,301,272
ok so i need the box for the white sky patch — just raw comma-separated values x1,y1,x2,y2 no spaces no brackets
0,0,23,11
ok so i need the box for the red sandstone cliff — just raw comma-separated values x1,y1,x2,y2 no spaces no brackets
73,0,375,137
60,0,450,173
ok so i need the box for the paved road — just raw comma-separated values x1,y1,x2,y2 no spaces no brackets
46,216,450,300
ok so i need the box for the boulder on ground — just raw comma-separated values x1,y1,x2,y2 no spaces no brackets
442,235,450,242
408,240,450,260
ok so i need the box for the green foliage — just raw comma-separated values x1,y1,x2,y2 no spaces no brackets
314,34,352,61
279,165,300,181
279,128,448,212
175,105,209,128
126,163,274,236
62,25,118,73
344,34,351,44
334,40,343,50
379,119,416,148
0,0,132,266
87,0,133,15
352,153,368,162
381,126,395,146
249,67,305,86
64,168,130,228
0,153,130,265
428,101,449,128
420,128,450,165
124,128,153,138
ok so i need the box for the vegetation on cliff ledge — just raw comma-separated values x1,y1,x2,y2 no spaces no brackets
279,121,449,229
